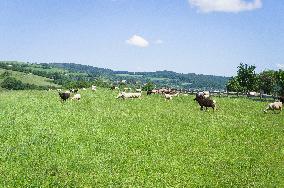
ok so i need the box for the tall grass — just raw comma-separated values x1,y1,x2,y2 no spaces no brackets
0,89,283,187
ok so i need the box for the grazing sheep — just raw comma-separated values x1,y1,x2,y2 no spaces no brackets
194,93,216,111
92,85,97,91
264,102,282,113
116,92,141,99
158,88,169,94
163,90,171,94
248,91,260,97
152,89,158,93
71,93,81,100
59,91,71,102
164,94,173,100
248,91,257,96
70,88,78,93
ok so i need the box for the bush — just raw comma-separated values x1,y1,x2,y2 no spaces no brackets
142,82,155,91
1,77,40,90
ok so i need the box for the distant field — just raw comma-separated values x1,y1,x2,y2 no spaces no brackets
0,89,283,187
0,68,60,87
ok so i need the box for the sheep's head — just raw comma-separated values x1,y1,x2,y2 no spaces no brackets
194,93,203,101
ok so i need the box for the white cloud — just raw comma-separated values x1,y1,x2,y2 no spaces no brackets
154,40,164,44
188,0,262,13
276,64,284,70
126,35,149,48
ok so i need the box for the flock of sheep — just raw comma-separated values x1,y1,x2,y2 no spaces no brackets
57,85,283,113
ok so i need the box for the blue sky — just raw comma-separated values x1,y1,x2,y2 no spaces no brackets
0,0,283,76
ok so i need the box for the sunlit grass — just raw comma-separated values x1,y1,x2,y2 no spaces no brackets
0,89,283,187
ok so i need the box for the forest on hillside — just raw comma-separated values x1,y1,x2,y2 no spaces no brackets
49,62,229,89
0,61,229,90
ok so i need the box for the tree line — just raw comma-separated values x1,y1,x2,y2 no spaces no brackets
226,63,284,95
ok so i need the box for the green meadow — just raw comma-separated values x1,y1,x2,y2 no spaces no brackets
0,68,60,88
0,89,283,187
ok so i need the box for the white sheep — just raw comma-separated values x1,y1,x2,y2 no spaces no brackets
197,91,210,98
164,94,173,100
203,91,210,98
116,92,141,99
264,102,282,113
71,94,81,100
91,85,96,91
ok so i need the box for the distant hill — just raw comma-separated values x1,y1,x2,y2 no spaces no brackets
0,61,229,90
49,63,229,90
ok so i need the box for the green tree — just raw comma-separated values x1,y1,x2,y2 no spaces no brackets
258,70,276,94
275,69,284,95
236,63,258,92
142,82,155,91
226,77,242,92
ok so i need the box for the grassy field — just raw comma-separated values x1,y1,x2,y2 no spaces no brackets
0,68,60,88
0,89,283,187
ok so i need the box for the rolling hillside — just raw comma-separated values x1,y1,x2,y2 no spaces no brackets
0,61,229,90
0,68,61,91
50,63,230,90
0,68,60,87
